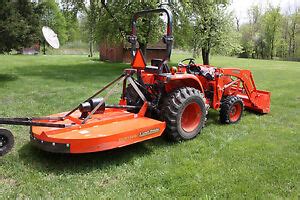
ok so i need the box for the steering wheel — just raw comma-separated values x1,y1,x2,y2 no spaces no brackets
178,58,196,67
178,58,197,74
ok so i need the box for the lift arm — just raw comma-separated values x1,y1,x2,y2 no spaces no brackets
217,68,271,113
221,68,257,99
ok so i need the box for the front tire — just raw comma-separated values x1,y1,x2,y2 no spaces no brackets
0,128,14,156
220,96,244,124
162,87,207,141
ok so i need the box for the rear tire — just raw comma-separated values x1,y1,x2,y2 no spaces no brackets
0,128,14,156
162,87,207,141
220,96,244,124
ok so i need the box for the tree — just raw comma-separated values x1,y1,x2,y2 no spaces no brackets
210,12,242,56
0,0,43,53
278,15,290,58
287,9,299,57
190,0,229,65
40,0,68,45
175,0,233,65
248,5,263,59
239,5,296,60
239,24,255,58
261,6,282,59
61,3,80,42
170,2,195,50
86,0,100,57
96,0,163,58
238,5,263,59
61,0,101,57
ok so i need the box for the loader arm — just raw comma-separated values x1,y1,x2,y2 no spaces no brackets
217,68,271,114
221,68,257,99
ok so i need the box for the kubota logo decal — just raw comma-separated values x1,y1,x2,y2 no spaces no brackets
119,128,160,142
139,128,160,137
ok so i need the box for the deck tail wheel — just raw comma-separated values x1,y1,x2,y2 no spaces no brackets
0,128,14,156
162,87,207,141
220,96,244,124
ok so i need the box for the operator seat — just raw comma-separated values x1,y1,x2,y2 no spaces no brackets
144,59,170,74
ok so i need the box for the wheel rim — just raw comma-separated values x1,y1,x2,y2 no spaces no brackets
181,102,202,132
229,103,242,122
0,135,8,148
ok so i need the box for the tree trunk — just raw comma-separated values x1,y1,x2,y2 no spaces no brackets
202,48,210,65
270,39,274,59
291,14,297,57
291,26,296,56
270,21,278,60
89,40,93,57
88,0,96,57
288,35,292,57
235,17,240,32
260,40,264,59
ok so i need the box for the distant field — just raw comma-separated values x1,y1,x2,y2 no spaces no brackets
0,54,299,199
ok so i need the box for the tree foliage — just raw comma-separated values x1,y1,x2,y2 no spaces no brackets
239,5,299,60
40,0,68,44
262,6,282,59
61,0,102,56
61,4,80,42
1,0,299,61
172,0,240,64
96,0,164,56
286,9,300,58
0,0,72,53
0,0,43,53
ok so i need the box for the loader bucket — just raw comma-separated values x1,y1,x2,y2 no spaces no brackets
245,90,271,114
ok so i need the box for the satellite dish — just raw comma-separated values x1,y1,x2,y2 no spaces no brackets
42,26,60,49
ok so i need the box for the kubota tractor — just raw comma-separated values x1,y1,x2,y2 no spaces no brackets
125,8,270,141
0,8,270,156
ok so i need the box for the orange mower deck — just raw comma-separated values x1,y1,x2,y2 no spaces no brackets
31,109,166,153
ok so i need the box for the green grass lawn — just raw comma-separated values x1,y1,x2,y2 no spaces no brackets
0,54,299,199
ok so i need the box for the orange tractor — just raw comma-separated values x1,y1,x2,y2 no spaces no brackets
0,8,270,156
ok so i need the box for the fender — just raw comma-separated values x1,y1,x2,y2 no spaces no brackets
164,74,204,93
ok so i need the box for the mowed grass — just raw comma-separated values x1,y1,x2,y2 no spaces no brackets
0,53,299,199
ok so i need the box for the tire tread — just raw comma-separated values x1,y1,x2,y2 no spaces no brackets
162,87,207,141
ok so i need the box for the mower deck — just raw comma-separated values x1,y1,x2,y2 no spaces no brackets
31,109,166,153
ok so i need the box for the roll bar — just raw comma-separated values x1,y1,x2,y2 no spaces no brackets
128,8,173,60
